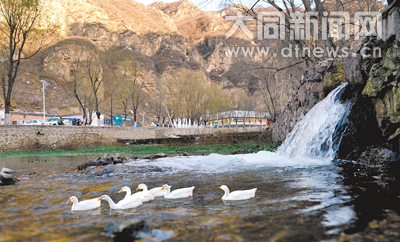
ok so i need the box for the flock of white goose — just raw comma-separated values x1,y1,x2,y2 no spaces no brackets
66,184,257,211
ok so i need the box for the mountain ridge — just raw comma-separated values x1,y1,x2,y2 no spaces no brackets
6,0,293,124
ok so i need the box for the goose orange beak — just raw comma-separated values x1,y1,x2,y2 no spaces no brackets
161,186,164,190
98,197,102,201
136,185,140,190
118,188,123,193
66,198,71,204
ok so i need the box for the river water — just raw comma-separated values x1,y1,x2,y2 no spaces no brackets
2,83,400,241
1,152,399,241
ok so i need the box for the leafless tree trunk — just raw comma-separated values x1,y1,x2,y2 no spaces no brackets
150,76,165,124
86,55,104,122
0,0,55,124
129,62,146,122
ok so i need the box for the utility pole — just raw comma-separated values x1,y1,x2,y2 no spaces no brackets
165,106,177,135
111,93,113,126
40,80,50,123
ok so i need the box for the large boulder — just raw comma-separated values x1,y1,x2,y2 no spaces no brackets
362,63,391,97
344,54,366,85
307,58,335,82
358,148,397,167
336,90,385,160
323,59,346,96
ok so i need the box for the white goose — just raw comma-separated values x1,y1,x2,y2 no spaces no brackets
99,195,143,209
219,185,257,200
0,167,18,185
119,186,155,202
161,184,194,199
136,184,165,197
66,196,101,211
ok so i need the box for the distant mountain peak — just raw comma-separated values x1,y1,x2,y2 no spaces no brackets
151,0,203,22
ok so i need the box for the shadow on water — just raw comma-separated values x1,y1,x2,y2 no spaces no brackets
334,159,400,239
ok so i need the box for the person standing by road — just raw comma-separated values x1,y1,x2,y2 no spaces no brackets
57,117,63,125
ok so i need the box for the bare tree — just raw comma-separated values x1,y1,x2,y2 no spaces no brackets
129,61,147,122
149,75,166,124
118,72,132,125
0,0,56,124
101,48,120,126
85,53,104,123
164,75,183,122
253,69,277,121
84,95,95,125
50,45,93,125
202,0,385,73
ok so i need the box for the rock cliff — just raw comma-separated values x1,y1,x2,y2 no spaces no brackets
12,0,297,117
272,2,400,163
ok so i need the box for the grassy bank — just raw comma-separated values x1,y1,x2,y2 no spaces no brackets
0,141,277,158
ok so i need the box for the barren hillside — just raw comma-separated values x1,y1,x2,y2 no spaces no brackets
7,0,299,123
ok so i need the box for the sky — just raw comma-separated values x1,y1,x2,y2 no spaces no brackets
134,0,233,11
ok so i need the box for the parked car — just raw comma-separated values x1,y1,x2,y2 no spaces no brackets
45,117,59,125
45,117,70,125
24,119,45,125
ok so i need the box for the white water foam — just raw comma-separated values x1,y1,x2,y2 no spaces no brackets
125,151,330,174
277,82,350,161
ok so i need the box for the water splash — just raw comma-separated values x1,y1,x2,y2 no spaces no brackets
124,151,329,174
277,83,351,161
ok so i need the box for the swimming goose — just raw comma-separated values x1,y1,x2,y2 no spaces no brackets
0,167,18,185
161,184,194,199
66,196,101,211
219,185,257,200
136,183,165,197
99,195,143,209
119,186,155,202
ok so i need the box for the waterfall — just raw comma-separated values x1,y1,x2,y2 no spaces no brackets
277,82,351,161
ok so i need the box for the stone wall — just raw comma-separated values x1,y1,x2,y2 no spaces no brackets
0,126,268,150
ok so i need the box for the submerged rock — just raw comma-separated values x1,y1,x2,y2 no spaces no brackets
358,148,398,167
103,219,175,241
104,219,149,241
141,153,167,160
134,166,165,173
77,159,112,170
231,149,254,155
153,153,167,159
77,155,127,170
141,154,153,159
85,167,116,177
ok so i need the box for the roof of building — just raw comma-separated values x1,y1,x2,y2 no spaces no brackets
112,115,132,121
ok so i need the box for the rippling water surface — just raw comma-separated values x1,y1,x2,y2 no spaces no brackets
0,152,372,241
